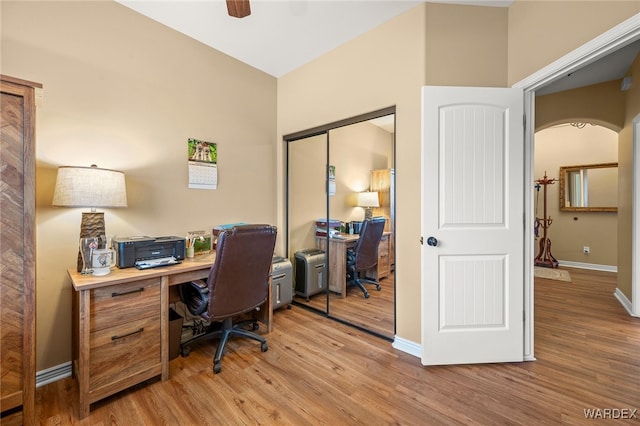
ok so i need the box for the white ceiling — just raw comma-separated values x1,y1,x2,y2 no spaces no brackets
116,0,638,91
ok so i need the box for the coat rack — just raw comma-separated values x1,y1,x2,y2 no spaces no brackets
534,172,559,268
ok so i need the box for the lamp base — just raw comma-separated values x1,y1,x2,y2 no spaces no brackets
77,212,106,272
364,208,373,221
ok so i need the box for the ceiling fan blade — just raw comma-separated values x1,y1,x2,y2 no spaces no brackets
226,0,251,18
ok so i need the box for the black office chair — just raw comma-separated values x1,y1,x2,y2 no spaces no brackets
179,224,277,374
346,217,385,298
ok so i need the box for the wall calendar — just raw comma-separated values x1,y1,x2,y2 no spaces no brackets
187,138,217,189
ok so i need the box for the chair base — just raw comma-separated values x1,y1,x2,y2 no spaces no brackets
180,317,268,374
347,274,381,298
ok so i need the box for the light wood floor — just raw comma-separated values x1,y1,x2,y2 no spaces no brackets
3,268,639,425
296,271,395,338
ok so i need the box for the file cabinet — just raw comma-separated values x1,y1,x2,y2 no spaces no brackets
74,278,162,414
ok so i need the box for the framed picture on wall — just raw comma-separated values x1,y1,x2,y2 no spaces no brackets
328,164,336,196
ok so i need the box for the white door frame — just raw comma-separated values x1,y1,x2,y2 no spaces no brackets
514,12,640,358
633,113,640,317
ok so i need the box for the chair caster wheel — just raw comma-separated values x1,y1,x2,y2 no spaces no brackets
364,292,370,299
261,342,268,352
213,362,221,374
181,346,191,357
252,322,259,330
376,285,381,291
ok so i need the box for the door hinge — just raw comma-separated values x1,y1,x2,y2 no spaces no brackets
420,236,423,245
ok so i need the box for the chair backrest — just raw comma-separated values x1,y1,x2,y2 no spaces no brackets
207,224,277,320
353,217,385,271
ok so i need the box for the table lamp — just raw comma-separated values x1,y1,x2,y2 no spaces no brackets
52,165,127,272
357,191,379,220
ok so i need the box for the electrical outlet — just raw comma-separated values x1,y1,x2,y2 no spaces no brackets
583,246,590,254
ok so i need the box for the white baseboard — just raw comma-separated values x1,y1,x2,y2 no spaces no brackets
558,260,617,273
613,288,638,317
392,336,421,358
36,362,72,388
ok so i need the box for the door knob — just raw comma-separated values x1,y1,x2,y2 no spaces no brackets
427,236,438,247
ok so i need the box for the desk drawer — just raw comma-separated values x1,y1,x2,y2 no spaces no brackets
89,315,161,391
91,278,161,332
377,235,390,279
378,253,390,278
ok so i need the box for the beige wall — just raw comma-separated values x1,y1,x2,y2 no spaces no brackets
535,125,618,266
2,1,277,370
2,0,639,371
425,3,508,86
536,80,627,131
618,53,640,301
508,1,640,85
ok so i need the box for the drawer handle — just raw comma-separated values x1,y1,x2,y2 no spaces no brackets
111,287,144,297
111,327,144,341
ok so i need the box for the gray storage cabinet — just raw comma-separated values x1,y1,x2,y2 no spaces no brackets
294,249,326,301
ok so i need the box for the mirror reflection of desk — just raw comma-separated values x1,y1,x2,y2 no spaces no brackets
315,232,390,298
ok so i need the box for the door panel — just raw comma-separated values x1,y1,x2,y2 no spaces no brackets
441,104,505,226
422,86,524,365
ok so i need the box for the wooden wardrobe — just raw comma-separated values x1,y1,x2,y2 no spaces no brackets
1,75,40,424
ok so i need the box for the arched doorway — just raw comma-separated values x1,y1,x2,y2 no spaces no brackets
534,123,619,271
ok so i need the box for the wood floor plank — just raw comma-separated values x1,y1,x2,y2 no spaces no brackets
3,267,640,425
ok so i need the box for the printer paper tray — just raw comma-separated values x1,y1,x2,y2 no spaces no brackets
135,256,181,270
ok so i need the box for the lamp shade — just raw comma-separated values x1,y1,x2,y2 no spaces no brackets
52,165,127,208
357,191,379,208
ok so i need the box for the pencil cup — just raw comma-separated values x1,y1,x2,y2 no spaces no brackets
186,246,195,258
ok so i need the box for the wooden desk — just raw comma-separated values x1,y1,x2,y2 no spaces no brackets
68,252,272,419
316,232,390,298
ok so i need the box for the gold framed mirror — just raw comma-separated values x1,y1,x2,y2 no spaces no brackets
559,162,618,212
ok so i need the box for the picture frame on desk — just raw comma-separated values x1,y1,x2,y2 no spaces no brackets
187,230,212,255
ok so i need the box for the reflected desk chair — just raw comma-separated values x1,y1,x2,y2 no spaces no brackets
179,224,277,373
346,217,385,298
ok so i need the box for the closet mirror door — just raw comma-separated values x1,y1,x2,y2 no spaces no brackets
286,109,395,340
287,133,329,314
325,116,395,338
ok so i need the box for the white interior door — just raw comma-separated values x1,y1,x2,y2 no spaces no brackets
421,86,524,365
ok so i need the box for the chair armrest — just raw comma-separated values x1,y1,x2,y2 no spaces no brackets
191,279,208,291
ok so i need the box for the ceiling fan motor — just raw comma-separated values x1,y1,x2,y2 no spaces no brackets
227,0,251,18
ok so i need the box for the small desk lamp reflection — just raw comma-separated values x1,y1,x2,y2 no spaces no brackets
357,191,379,220
52,164,127,272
